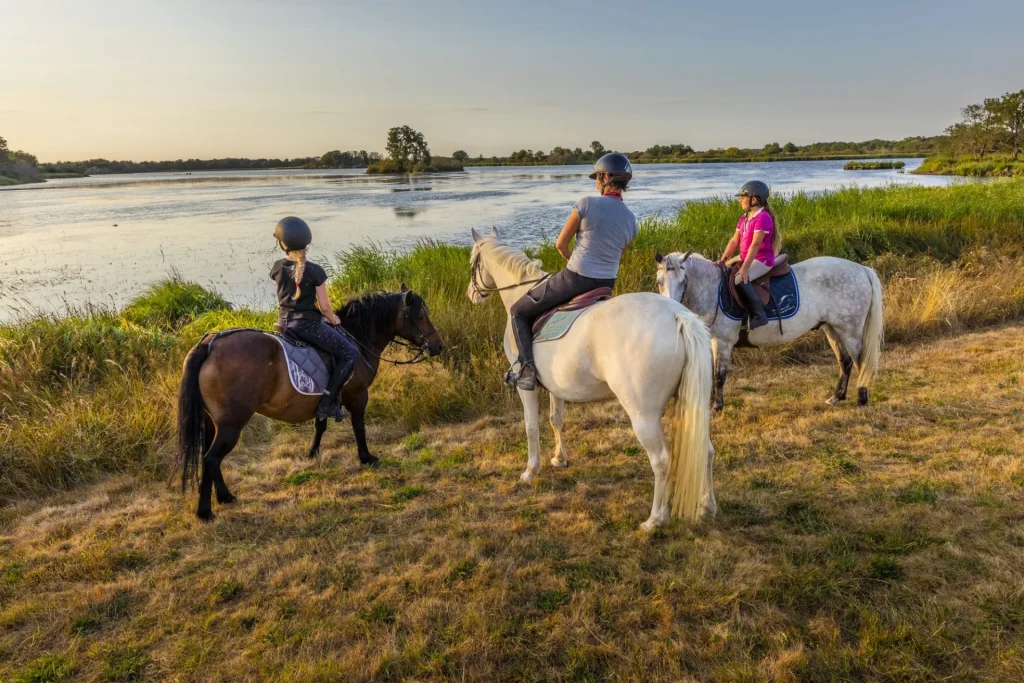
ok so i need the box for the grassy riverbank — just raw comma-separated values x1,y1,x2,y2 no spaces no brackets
914,155,1024,177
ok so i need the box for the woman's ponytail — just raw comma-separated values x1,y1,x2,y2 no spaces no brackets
289,249,307,300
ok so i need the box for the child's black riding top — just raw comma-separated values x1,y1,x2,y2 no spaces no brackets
270,258,328,323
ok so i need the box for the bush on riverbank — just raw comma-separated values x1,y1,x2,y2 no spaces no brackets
915,154,1024,177
4,180,1024,500
844,161,905,170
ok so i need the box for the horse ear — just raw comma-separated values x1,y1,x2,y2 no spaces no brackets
400,282,409,293
471,228,482,243
402,290,411,307
654,251,664,264
682,250,693,262
490,226,499,238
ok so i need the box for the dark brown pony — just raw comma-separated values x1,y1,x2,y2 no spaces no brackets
176,286,443,520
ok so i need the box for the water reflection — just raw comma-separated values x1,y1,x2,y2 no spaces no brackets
394,206,427,219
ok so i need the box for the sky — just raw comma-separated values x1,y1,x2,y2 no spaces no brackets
2,0,1023,162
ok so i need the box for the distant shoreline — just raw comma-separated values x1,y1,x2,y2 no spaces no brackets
469,153,927,168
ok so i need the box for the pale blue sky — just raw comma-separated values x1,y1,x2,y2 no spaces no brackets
2,0,1022,161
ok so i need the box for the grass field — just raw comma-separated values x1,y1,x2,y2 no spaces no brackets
843,161,905,170
2,324,1023,681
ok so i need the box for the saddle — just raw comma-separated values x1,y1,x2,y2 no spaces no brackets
531,287,613,335
725,255,791,310
273,324,334,370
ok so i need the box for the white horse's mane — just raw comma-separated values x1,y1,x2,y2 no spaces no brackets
479,238,546,279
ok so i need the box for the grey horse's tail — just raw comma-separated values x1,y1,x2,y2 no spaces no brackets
857,266,884,388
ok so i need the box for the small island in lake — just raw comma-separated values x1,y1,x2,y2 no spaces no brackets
365,125,464,174
844,161,905,170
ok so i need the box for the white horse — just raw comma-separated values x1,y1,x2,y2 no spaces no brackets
655,251,883,411
467,228,715,530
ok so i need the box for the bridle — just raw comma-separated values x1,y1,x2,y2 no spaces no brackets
470,250,550,299
664,250,693,304
331,305,439,366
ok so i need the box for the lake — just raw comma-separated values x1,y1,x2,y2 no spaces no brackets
0,159,957,321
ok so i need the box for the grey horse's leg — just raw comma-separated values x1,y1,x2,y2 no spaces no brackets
823,325,853,406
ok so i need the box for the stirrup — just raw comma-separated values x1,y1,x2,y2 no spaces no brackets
504,363,521,388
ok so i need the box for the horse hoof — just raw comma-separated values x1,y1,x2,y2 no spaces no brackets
217,493,237,505
360,455,380,467
197,510,215,522
520,470,536,483
550,457,568,468
701,505,718,521
826,396,841,407
640,519,659,533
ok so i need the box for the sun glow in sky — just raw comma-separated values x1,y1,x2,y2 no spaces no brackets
3,0,1023,161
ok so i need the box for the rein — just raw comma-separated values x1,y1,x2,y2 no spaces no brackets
333,323,435,366
470,251,550,298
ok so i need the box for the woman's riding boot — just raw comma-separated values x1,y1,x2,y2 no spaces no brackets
316,358,354,422
736,282,769,330
516,363,537,391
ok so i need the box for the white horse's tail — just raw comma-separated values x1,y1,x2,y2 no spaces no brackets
857,266,884,389
669,312,713,521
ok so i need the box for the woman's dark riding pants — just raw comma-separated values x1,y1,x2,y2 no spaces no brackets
510,268,615,369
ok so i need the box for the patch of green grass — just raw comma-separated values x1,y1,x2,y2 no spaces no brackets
869,556,905,581
282,471,330,486
436,447,472,468
448,558,477,583
779,501,831,533
122,273,230,329
13,653,75,683
401,432,427,451
360,603,396,625
212,580,244,604
99,646,149,683
70,589,134,635
535,590,570,612
620,445,642,456
897,481,942,505
391,485,425,503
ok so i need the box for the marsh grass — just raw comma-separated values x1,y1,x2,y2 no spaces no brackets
3,181,1024,500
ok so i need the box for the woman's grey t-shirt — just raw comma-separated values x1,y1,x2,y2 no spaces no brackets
566,196,638,279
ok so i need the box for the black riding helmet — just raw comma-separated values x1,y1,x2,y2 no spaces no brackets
273,216,312,251
589,152,633,182
736,180,770,204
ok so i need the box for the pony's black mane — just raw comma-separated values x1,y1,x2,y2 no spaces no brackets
338,290,424,344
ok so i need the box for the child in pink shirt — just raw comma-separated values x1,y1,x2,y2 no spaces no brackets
717,180,780,329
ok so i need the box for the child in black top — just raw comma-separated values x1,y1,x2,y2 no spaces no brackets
271,216,358,421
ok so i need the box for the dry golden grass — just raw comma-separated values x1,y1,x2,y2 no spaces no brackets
2,325,1023,681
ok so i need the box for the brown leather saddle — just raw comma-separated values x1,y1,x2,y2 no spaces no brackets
725,255,791,310
532,287,613,335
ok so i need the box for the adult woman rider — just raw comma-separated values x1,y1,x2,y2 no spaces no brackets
507,153,638,390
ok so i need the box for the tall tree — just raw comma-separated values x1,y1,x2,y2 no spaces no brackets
590,140,605,157
386,126,431,170
0,135,9,165
985,90,1024,159
452,150,469,162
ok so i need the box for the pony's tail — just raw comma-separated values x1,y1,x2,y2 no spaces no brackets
177,336,211,492
857,266,884,389
668,311,713,522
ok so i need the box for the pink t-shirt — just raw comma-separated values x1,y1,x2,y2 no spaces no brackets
737,209,775,267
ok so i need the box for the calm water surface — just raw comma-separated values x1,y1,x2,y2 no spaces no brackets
0,160,957,320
